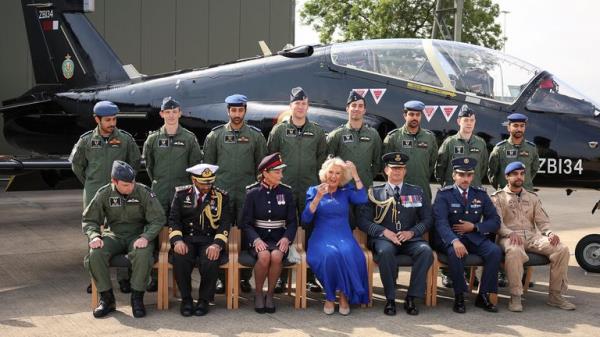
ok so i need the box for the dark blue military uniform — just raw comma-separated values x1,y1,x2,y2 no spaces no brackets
358,182,433,301
241,182,297,256
432,183,501,295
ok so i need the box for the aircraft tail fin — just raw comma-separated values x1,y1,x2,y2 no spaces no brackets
20,0,129,90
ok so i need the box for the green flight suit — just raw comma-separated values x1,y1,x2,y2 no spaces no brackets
142,125,203,211
83,183,165,293
326,122,382,188
383,125,438,202
203,122,267,223
70,126,141,208
488,138,539,191
435,133,489,187
267,117,327,212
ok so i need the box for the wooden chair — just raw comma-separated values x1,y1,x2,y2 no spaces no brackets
166,231,236,310
231,226,307,309
502,252,551,294
353,229,435,307
91,227,170,309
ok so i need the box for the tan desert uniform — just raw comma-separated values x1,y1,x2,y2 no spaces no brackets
491,186,569,296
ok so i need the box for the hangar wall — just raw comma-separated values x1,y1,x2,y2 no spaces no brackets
0,0,295,154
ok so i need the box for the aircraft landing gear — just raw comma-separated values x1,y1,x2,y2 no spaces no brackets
575,234,600,273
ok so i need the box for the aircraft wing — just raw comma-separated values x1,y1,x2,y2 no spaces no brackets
0,156,71,174
0,99,56,115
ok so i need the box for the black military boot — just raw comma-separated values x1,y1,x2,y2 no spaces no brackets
146,277,158,292
119,279,132,293
131,290,146,318
93,289,116,318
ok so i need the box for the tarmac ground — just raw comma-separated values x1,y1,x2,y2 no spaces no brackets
0,185,599,337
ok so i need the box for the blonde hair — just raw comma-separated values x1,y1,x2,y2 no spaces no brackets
318,157,352,187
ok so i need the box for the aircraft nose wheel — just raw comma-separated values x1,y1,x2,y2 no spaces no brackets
575,234,600,273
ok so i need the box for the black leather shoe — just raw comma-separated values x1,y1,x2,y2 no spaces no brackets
274,278,285,294
475,293,498,312
442,274,453,288
453,293,466,314
215,279,225,294
384,299,396,316
307,280,322,293
194,300,209,316
119,279,132,294
180,298,193,317
86,283,92,294
93,289,116,318
146,278,158,292
254,295,266,314
240,279,252,293
131,290,146,318
404,296,419,315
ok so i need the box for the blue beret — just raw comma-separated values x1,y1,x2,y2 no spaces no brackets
452,157,478,172
505,161,526,175
225,94,248,106
346,90,365,105
93,101,119,117
507,113,528,123
161,97,180,110
458,104,474,117
382,152,409,167
111,160,136,182
290,87,307,102
404,100,425,112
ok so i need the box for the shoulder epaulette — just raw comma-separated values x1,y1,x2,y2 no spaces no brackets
525,140,536,147
119,129,134,138
495,139,508,146
490,189,503,196
248,125,262,133
279,183,292,189
422,129,433,134
97,183,111,193
211,124,225,131
175,184,193,192
439,185,454,191
213,186,228,195
80,130,93,138
246,181,260,190
526,189,538,196
386,129,399,136
472,185,487,192
311,121,320,126
404,182,423,192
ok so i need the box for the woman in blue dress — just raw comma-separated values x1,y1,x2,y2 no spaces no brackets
301,157,369,315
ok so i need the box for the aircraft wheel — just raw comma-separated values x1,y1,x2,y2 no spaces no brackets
575,234,600,273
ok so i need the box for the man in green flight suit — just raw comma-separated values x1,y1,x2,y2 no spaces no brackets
327,90,382,188
383,100,438,203
83,160,165,318
267,87,327,293
69,100,141,293
436,104,489,187
142,96,203,291
488,113,539,192
203,94,267,293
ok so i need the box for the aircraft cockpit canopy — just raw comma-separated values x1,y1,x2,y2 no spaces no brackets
331,39,599,115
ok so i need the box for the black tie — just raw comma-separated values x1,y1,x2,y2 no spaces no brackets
462,190,468,205
394,186,400,202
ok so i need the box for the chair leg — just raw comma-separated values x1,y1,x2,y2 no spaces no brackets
232,267,240,309
366,260,374,308
523,266,534,294
431,260,439,306
225,266,232,310
287,269,293,296
301,262,307,309
91,278,98,309
293,268,300,309
468,266,477,292
425,264,433,307
489,292,498,305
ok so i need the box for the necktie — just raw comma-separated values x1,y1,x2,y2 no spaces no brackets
462,190,468,205
394,186,400,202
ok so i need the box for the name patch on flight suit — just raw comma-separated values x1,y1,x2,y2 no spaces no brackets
224,134,236,143
238,136,250,143
285,129,296,137
159,139,169,147
417,141,428,148
109,197,122,207
359,136,371,142
402,140,413,148
506,149,518,158
342,134,354,143
91,140,102,149
454,145,465,154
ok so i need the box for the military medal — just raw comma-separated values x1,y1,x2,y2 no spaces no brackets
276,194,285,205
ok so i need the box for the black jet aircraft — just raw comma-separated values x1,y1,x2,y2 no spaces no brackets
2,0,600,190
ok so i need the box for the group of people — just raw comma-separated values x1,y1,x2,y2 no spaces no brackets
72,86,575,320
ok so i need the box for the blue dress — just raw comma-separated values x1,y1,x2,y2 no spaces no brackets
301,184,369,304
